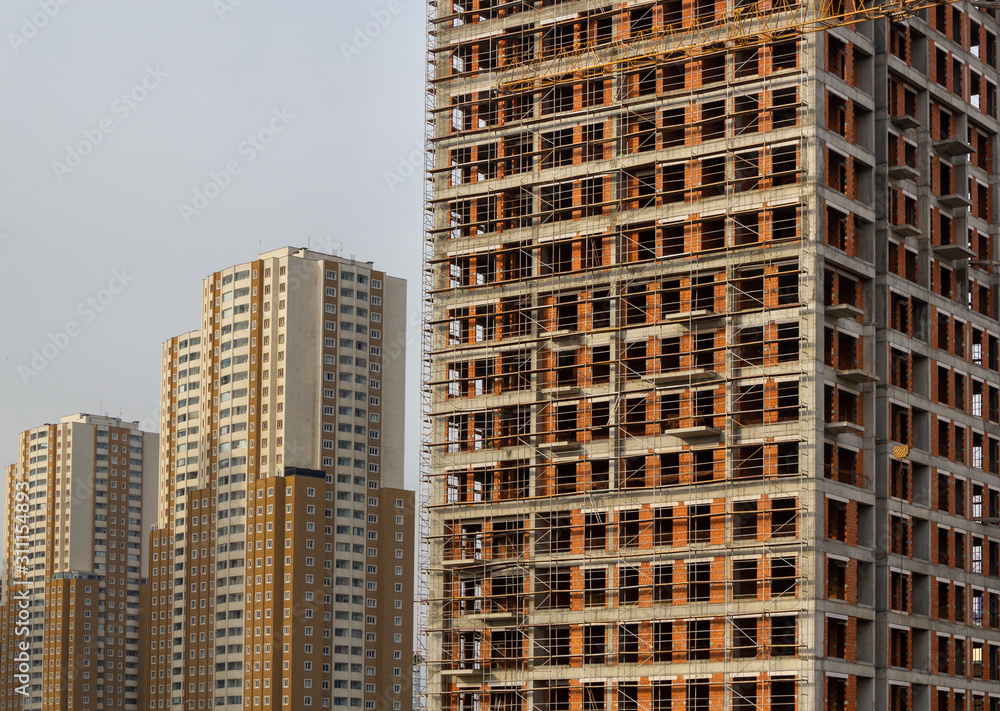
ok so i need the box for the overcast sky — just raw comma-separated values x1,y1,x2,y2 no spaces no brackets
0,1,426,491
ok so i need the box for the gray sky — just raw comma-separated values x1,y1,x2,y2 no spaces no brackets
0,1,427,491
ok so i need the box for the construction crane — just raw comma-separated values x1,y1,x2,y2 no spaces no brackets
493,0,965,93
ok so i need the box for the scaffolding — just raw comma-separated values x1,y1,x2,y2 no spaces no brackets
418,0,940,709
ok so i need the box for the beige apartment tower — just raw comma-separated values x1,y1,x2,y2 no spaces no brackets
423,1,1000,711
0,414,159,711
145,248,414,711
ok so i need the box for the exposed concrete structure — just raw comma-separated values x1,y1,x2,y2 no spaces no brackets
0,414,158,711
422,2,1000,710
144,248,415,711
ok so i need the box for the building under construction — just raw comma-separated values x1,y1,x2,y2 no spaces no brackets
422,0,1000,709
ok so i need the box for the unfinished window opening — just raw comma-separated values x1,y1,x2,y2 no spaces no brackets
626,110,657,153
688,619,712,660
736,327,764,367
541,80,575,115
776,381,799,422
591,292,611,330
618,625,641,664
735,384,765,425
733,500,758,541
734,445,764,479
653,621,673,660
661,57,685,92
492,576,521,615
583,568,606,609
828,498,847,541
623,396,647,436
773,38,799,71
583,626,605,665
661,162,685,204
771,498,797,537
735,269,764,311
828,35,846,79
772,144,798,186
618,565,640,605
654,507,673,546
735,47,759,78
661,107,684,148
694,331,715,369
539,181,574,223
536,625,571,666
828,91,847,136
828,149,847,193
776,322,799,362
687,679,710,711
701,218,725,251
554,403,577,442
772,557,797,596
689,504,713,544
733,618,759,659
772,86,798,128
692,446,715,481
660,280,681,317
584,513,606,552
777,264,799,304
555,293,577,330
624,340,647,377
701,50,726,83
734,212,760,246
733,560,758,599
591,459,609,490
701,155,726,197
555,350,577,387
701,100,726,140
535,514,569,555
554,462,576,494
540,128,573,168
777,441,799,476
627,227,657,263
622,457,646,490
490,629,521,670
734,93,760,134
663,222,685,256
659,452,681,486
679,278,707,316
688,560,711,601
771,616,796,657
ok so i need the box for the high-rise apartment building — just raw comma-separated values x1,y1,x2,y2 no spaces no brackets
424,2,1000,710
0,414,158,711
145,248,414,711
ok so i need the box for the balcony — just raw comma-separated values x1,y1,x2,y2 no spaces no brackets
825,303,864,321
888,164,920,182
938,193,972,209
837,368,878,384
933,241,976,261
662,415,722,440
825,420,865,436
661,308,719,323
890,113,920,130
890,223,921,237
934,137,975,157
649,368,720,386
